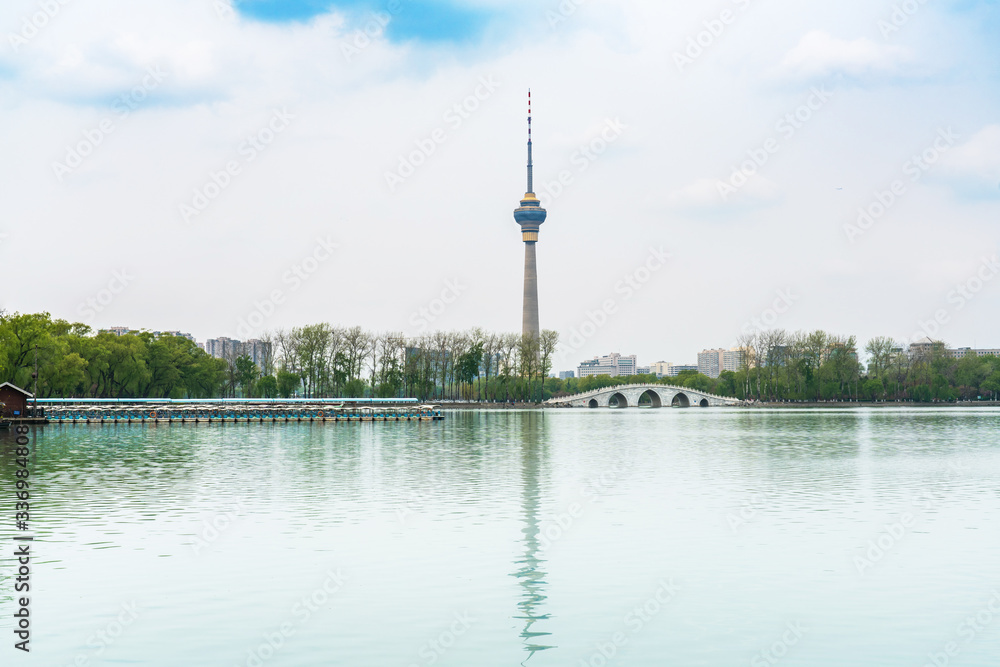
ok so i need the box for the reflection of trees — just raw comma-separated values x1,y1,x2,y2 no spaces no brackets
511,412,555,662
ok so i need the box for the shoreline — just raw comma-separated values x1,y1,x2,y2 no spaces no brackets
437,401,1000,410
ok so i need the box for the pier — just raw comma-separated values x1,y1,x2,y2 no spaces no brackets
31,398,444,425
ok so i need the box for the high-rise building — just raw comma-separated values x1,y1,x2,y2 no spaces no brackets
558,371,575,380
577,353,639,378
513,90,547,339
698,349,725,378
723,348,744,373
699,348,745,377
243,339,272,370
205,337,273,370
204,337,243,360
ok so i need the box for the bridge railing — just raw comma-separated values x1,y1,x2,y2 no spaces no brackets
546,383,739,404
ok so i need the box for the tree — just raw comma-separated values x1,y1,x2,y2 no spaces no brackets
256,375,279,398
277,370,300,398
455,342,483,399
865,336,897,380
235,355,260,397
864,377,885,402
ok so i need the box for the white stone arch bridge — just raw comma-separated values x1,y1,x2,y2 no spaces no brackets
545,384,741,409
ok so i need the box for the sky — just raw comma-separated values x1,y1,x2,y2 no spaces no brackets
1,0,998,370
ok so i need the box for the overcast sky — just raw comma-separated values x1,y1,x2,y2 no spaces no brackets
2,0,998,369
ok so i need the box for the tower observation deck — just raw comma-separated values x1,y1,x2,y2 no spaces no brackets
513,90,547,339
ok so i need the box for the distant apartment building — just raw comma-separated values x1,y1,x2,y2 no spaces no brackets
907,338,943,359
646,361,698,378
577,353,639,378
950,347,1000,359
698,349,725,378
204,337,242,359
100,327,195,343
243,339,272,370
697,348,745,378
637,366,651,375
153,331,196,342
204,337,273,369
723,348,744,372
648,361,672,378
558,371,575,380
102,326,138,336
909,339,1000,359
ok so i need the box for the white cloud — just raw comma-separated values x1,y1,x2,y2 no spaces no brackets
942,125,1000,187
776,30,914,81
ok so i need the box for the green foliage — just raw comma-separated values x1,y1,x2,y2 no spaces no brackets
234,355,260,397
256,375,279,398
0,312,227,398
3,313,995,404
276,371,300,398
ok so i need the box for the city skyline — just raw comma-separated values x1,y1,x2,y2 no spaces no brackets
1,0,997,366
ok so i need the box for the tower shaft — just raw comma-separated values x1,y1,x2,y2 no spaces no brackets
522,242,539,339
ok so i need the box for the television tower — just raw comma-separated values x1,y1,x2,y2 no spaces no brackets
513,90,547,339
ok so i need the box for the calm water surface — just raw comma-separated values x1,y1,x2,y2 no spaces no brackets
2,408,999,666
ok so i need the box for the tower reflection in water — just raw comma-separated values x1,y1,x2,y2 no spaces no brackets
511,411,555,662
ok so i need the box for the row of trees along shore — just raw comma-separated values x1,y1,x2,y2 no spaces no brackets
0,312,557,402
2,313,998,402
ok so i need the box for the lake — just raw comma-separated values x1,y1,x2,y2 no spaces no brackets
2,408,999,666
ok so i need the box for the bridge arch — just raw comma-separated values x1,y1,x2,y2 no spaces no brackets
671,393,691,408
638,389,662,408
609,392,628,409
588,399,599,409
699,398,709,408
